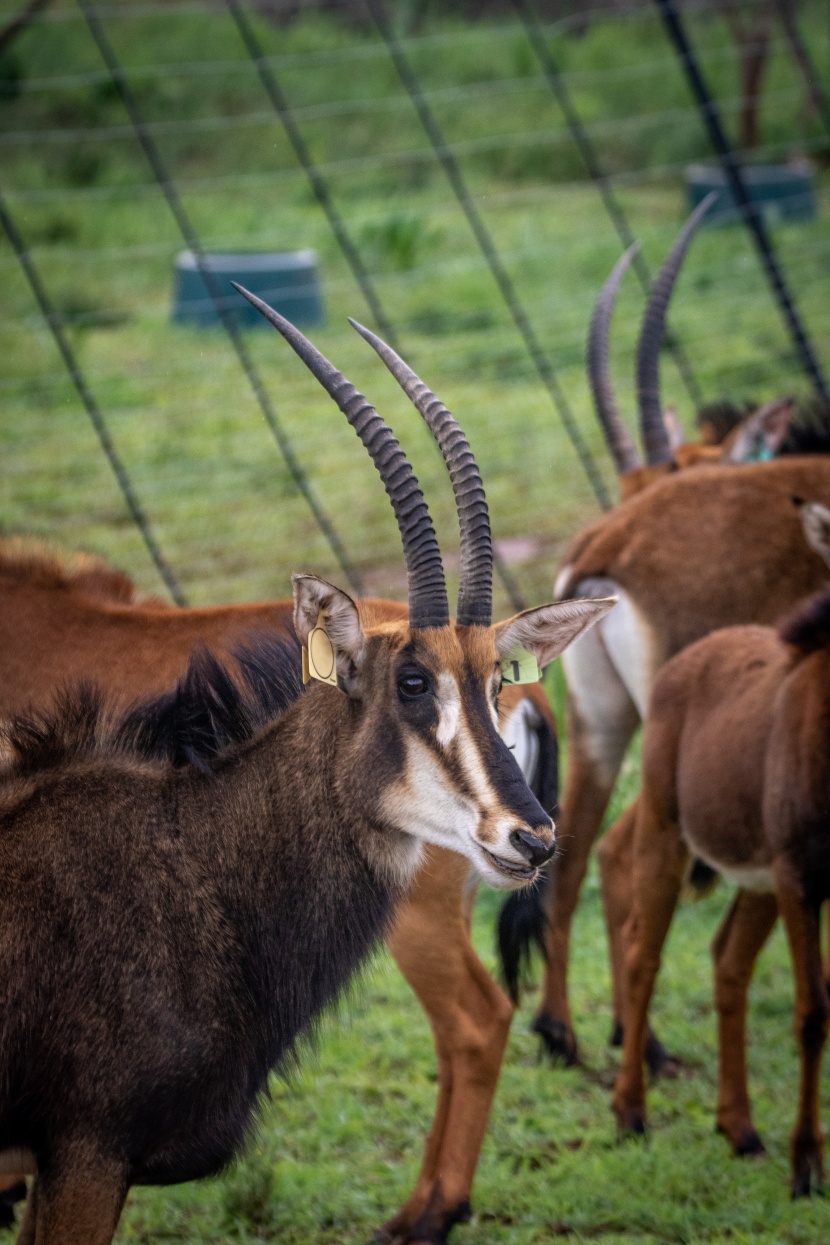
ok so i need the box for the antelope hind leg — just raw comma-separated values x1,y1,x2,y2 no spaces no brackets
712,888,778,1155
775,862,829,1197
382,846,513,1245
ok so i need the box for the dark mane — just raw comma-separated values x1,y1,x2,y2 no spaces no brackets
781,398,830,458
696,396,830,457
2,632,305,780
779,585,830,655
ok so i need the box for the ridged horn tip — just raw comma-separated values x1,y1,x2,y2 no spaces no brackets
587,242,643,477
636,193,717,466
349,317,493,628
234,284,449,629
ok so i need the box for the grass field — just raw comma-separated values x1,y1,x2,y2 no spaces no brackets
2,2,830,1241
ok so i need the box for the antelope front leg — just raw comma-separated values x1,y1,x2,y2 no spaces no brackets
774,862,830,1197
536,681,638,1064
598,802,677,1079
383,847,513,1245
17,1146,125,1245
712,887,778,1156
613,806,688,1136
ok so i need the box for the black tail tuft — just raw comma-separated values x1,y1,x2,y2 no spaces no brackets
497,870,548,1005
685,857,720,898
496,699,558,1003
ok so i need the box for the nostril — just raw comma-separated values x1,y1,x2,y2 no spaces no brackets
509,828,556,867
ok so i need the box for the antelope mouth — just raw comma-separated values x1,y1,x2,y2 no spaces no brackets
480,846,539,883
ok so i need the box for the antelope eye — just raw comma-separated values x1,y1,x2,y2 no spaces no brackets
397,672,430,700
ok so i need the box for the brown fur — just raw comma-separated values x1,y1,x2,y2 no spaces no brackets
528,458,830,1065
612,592,830,1195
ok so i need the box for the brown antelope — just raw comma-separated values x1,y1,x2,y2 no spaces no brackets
0,304,612,1245
504,203,826,1067
613,501,830,1198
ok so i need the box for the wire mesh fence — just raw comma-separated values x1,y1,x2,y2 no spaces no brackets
1,0,829,611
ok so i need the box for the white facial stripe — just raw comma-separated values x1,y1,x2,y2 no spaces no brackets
435,671,461,749
455,710,499,811
380,736,479,850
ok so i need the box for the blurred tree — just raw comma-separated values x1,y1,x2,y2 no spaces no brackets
716,0,776,152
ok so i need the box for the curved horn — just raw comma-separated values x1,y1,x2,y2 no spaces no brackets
587,243,643,475
233,284,449,629
636,192,716,465
349,318,492,628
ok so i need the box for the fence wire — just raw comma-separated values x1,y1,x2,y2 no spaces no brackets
1,0,828,609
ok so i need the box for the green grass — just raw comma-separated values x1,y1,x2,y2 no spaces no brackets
2,3,830,1240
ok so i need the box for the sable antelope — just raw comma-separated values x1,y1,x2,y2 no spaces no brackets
499,204,830,1066
0,306,611,1245
0,534,563,1243
613,502,830,1197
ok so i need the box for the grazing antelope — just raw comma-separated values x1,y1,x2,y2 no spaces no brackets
0,305,611,1245
499,203,829,1067
613,501,830,1197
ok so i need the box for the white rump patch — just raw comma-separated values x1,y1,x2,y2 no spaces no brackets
500,697,542,784
713,862,774,893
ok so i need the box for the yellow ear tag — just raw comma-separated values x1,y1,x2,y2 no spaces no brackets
500,645,540,686
302,612,338,687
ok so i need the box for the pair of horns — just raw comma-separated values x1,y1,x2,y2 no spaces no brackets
233,284,491,630
588,193,716,472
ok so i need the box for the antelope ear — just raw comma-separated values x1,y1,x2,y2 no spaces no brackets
494,597,616,670
292,574,366,682
796,500,830,571
722,397,794,464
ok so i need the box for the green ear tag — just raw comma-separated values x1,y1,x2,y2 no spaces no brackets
500,645,540,686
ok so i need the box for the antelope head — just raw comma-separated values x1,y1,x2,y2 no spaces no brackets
235,284,614,889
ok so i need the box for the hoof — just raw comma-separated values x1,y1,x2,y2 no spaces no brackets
614,1102,647,1138
533,1011,578,1066
735,1130,766,1158
618,1118,648,1141
791,1142,824,1199
376,1199,471,1244
644,1031,682,1080
408,1200,471,1245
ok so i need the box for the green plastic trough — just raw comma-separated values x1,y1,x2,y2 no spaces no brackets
172,250,324,329
686,163,815,226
